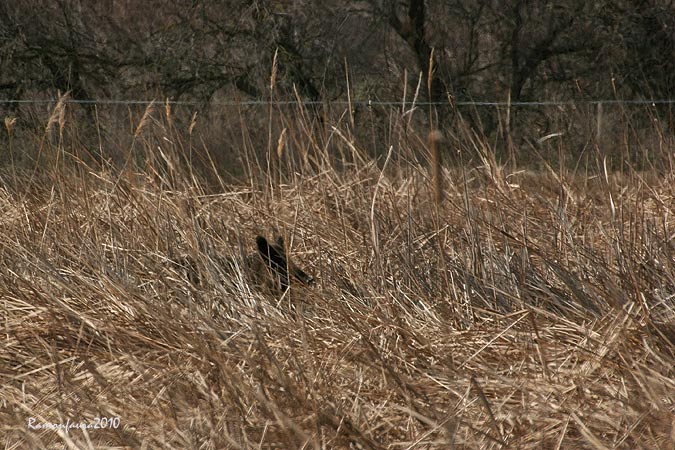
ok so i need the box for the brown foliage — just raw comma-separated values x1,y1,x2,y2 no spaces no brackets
1,101,674,448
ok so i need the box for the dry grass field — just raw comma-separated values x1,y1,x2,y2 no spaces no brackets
1,101,674,449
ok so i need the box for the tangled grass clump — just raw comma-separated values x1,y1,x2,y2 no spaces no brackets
1,101,674,449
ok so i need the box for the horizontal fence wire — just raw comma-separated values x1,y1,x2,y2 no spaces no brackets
1,99,674,107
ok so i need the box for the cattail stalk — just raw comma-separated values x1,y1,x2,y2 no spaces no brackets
429,130,443,206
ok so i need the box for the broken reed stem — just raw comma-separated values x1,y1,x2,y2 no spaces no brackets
268,48,280,193
430,130,443,207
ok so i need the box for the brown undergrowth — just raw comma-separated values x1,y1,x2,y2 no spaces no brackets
1,103,674,449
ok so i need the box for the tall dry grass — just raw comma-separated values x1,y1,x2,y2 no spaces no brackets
1,98,674,449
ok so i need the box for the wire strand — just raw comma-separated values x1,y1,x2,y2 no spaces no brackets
1,98,674,107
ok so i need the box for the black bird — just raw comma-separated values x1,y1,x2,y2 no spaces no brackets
256,236,314,290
